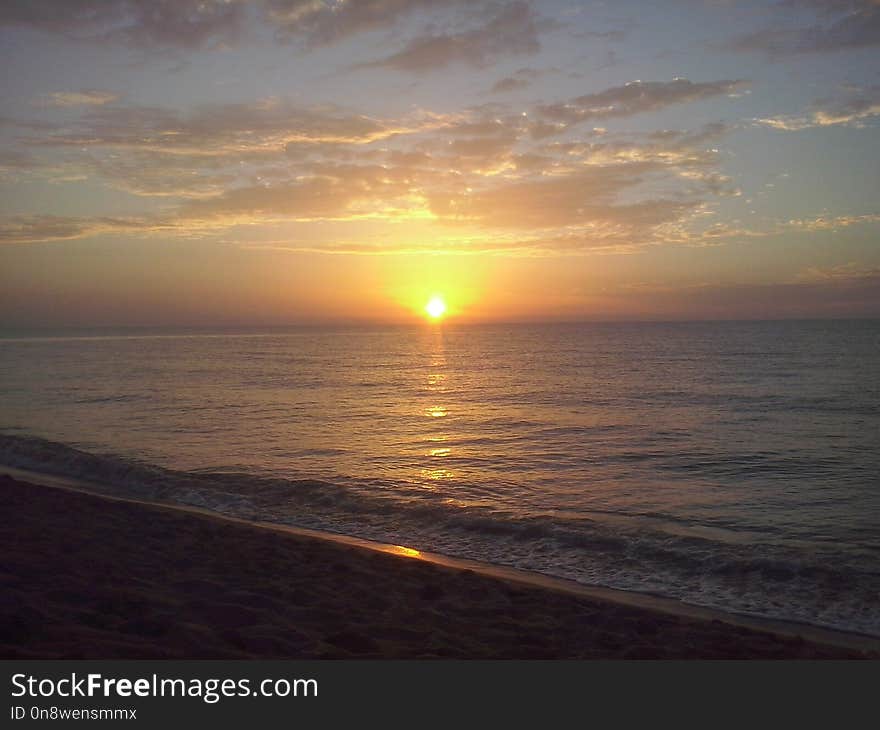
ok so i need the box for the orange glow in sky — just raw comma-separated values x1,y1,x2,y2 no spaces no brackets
1,1,879,328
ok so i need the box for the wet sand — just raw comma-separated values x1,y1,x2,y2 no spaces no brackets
0,475,874,659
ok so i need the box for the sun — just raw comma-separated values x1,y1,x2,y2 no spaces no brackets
425,296,447,320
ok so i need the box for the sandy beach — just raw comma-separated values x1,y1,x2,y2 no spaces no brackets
0,474,874,660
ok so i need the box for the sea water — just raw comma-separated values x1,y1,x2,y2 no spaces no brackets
1,320,878,635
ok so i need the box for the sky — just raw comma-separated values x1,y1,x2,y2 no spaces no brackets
0,0,878,328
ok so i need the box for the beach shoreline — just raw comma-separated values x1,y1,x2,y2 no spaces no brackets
1,472,875,659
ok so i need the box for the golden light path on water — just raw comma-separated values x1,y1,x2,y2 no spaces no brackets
420,325,454,486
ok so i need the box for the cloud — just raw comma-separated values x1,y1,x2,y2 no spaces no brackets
162,115,739,240
436,110,511,137
8,204,877,258
662,213,880,247
795,262,880,283
0,0,553,61
0,215,94,244
0,116,56,132
754,117,815,131
27,98,415,153
0,149,36,172
0,0,247,49
542,123,729,168
0,214,180,244
265,0,470,45
37,90,119,107
446,131,520,162
0,0,543,59
358,2,548,72
10,81,741,204
534,79,747,130
178,162,429,222
601,274,880,319
83,152,240,198
490,67,542,93
0,160,439,243
426,165,697,230
0,82,752,252
732,0,880,55
755,87,880,130
436,79,741,144
245,230,671,256
492,77,531,93
784,213,880,231
11,97,454,198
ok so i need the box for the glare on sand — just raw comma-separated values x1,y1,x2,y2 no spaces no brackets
425,296,447,320
387,545,422,558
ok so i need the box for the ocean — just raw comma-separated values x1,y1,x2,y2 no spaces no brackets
1,320,878,636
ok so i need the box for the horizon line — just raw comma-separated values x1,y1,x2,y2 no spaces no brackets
2,315,879,338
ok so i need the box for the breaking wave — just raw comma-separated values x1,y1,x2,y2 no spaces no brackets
2,431,878,638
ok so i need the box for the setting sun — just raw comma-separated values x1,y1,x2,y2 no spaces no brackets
425,296,447,320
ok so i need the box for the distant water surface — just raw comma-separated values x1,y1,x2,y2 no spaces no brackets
1,321,878,636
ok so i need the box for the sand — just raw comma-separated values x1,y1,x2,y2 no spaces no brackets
0,474,875,660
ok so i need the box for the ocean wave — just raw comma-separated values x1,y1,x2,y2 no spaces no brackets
1,431,878,638
71,394,147,405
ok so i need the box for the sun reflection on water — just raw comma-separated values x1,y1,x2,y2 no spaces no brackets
427,372,446,388
420,468,455,480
